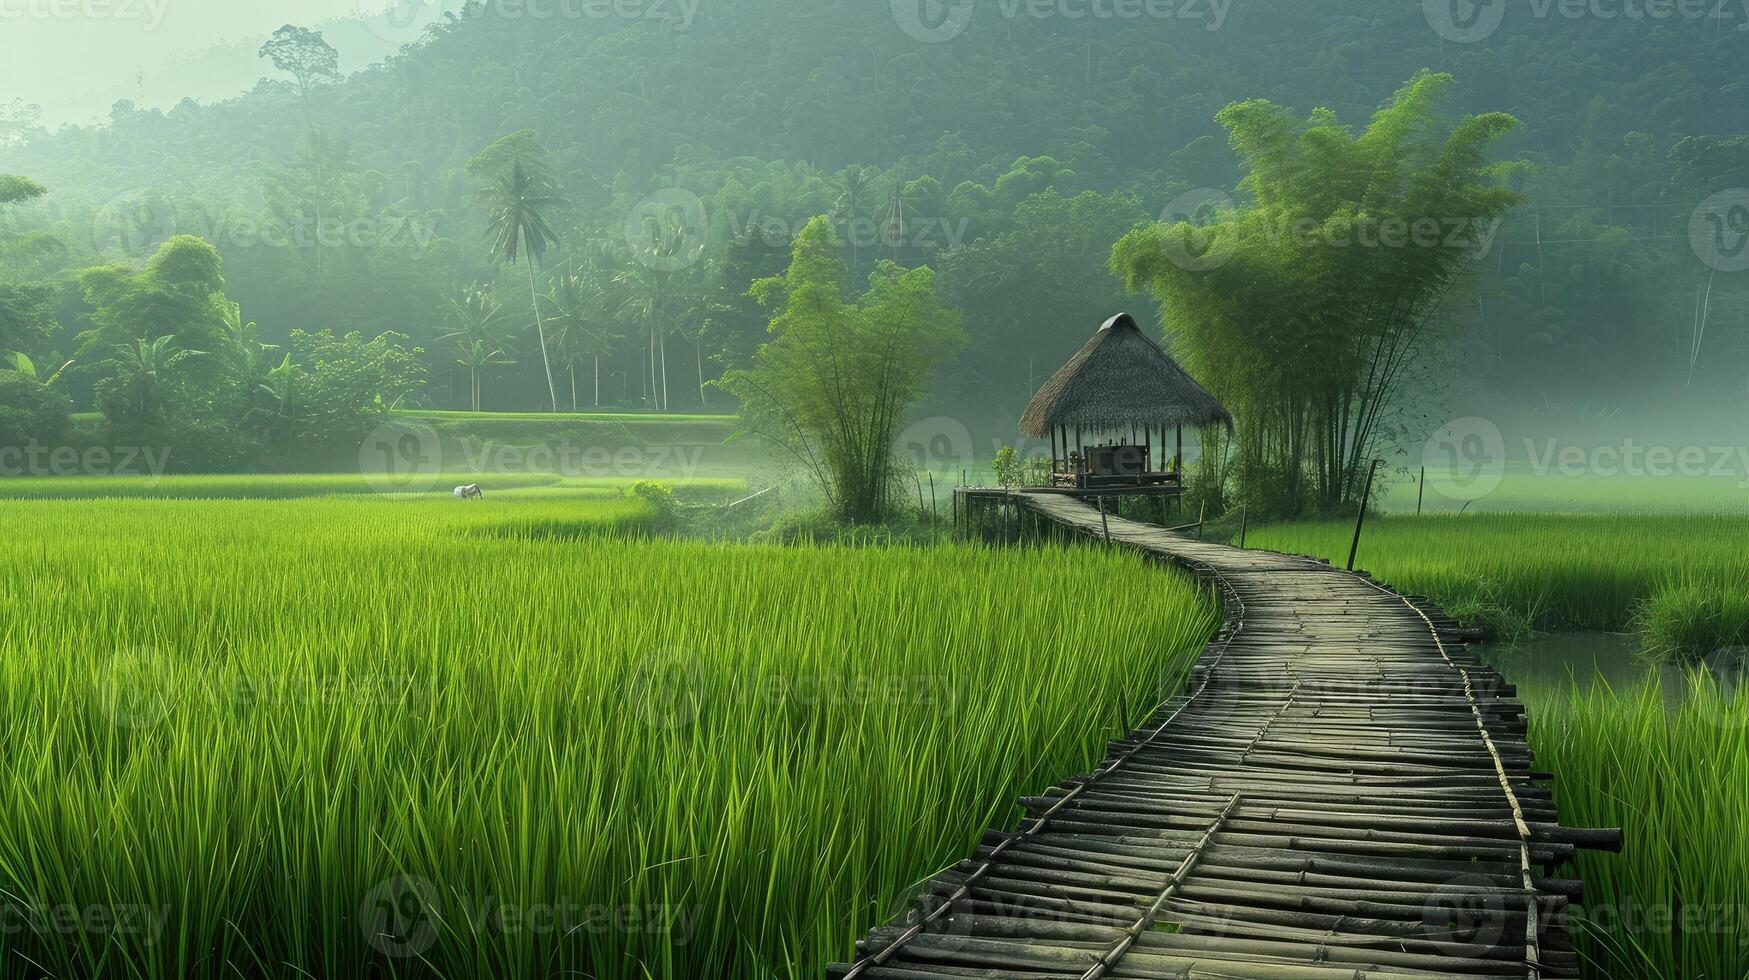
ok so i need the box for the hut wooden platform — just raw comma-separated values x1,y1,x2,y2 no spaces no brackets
828,492,1619,980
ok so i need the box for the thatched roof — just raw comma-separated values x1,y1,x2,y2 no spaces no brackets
1018,313,1234,438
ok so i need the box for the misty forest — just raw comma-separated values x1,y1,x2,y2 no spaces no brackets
1,2,1747,978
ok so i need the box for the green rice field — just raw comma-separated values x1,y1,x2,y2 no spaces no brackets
1246,513,1749,655
0,489,1219,978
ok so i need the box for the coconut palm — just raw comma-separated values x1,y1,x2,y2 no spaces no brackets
451,335,515,411
482,160,563,411
546,267,611,410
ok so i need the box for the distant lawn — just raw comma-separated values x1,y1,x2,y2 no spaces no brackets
0,472,749,502
395,409,736,424
1387,462,1749,515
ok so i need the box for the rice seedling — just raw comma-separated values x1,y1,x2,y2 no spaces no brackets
0,493,1219,979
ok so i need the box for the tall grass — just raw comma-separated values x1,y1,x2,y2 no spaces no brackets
1247,514,1749,654
1523,674,1749,979
0,495,1218,978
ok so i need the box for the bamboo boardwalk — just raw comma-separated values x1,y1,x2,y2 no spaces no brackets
829,492,1619,980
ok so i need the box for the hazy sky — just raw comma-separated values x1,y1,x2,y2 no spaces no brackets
2,0,427,126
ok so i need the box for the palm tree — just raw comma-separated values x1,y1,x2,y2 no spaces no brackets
546,267,609,411
613,264,670,411
439,286,508,409
450,335,515,411
832,164,875,275
482,160,563,411
109,336,203,421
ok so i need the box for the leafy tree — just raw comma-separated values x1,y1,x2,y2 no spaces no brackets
77,236,230,364
482,159,562,412
720,216,964,523
258,26,341,108
287,329,426,455
0,176,46,207
1113,72,1520,516
0,369,70,448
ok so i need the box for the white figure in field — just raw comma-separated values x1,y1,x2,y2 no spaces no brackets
453,484,483,499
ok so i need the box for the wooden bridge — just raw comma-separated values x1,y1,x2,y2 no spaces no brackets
829,492,1620,980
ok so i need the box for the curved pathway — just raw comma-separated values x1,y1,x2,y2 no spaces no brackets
829,493,1618,980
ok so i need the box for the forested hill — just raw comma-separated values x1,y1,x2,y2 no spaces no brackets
3,0,1746,417
10,1,1745,199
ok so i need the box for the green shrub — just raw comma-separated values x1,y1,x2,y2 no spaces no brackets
625,479,677,525
0,369,70,449
1633,572,1749,661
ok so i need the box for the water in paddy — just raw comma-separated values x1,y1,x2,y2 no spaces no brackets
1479,632,1653,696
1479,631,1749,706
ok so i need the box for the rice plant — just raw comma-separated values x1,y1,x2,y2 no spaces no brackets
0,494,1219,979
1522,673,1749,980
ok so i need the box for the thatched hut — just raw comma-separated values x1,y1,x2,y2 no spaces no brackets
1019,313,1233,491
